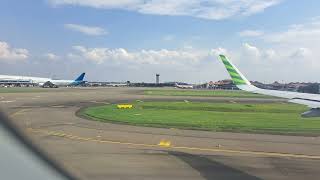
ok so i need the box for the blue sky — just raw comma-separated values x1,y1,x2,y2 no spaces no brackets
1,0,320,83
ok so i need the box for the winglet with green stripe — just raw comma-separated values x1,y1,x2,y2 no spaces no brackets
218,55,251,86
217,55,320,118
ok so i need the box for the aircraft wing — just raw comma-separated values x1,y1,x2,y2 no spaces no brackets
238,84,320,108
0,112,75,179
218,55,320,117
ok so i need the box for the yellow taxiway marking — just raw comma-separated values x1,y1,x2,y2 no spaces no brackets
51,105,65,108
28,128,320,160
10,109,29,118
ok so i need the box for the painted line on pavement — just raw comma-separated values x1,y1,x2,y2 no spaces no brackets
27,128,320,160
10,109,29,118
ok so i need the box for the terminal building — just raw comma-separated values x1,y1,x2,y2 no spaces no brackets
198,80,238,90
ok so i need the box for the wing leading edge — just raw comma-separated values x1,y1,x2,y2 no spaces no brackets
218,54,320,117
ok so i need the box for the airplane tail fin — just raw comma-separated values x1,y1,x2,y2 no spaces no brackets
75,73,85,82
218,55,258,91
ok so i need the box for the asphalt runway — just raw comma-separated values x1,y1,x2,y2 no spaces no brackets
1,87,320,180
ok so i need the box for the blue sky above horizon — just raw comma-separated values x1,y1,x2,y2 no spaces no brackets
1,0,320,83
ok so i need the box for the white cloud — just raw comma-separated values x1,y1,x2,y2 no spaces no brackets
49,0,141,8
211,43,320,83
66,43,316,83
264,17,320,45
241,0,281,16
243,43,261,57
69,45,212,66
64,23,108,36
254,17,320,70
183,45,193,50
210,47,228,56
49,0,282,20
241,42,309,60
264,49,276,59
239,30,264,37
0,41,29,61
44,53,60,60
290,47,311,58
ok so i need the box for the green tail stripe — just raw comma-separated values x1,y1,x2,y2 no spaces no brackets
227,67,238,73
219,54,247,85
219,55,228,61
225,64,234,70
230,75,244,81
222,60,233,68
229,72,243,79
220,55,232,64
232,79,246,85
226,67,238,74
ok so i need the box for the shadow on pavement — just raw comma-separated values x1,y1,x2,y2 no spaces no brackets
169,151,261,180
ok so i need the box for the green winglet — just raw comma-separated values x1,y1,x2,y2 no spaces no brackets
218,55,247,85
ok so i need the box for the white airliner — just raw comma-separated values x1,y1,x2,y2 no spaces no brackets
0,73,85,87
106,82,128,87
218,55,320,118
175,83,193,89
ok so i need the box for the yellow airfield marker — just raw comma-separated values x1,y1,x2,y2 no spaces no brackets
117,104,133,109
158,140,171,147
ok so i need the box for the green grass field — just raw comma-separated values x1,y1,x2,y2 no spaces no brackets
82,101,320,136
144,89,271,98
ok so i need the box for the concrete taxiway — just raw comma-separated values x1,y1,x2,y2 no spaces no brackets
1,87,320,180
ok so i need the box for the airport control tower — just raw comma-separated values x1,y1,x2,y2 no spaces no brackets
156,74,160,84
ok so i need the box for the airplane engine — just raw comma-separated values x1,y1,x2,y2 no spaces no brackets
41,81,58,88
301,108,320,118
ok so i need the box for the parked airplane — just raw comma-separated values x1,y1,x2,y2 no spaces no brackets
106,82,128,87
218,54,320,118
0,73,85,88
175,83,193,89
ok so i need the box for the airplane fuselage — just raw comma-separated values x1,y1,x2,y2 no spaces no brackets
175,84,193,89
